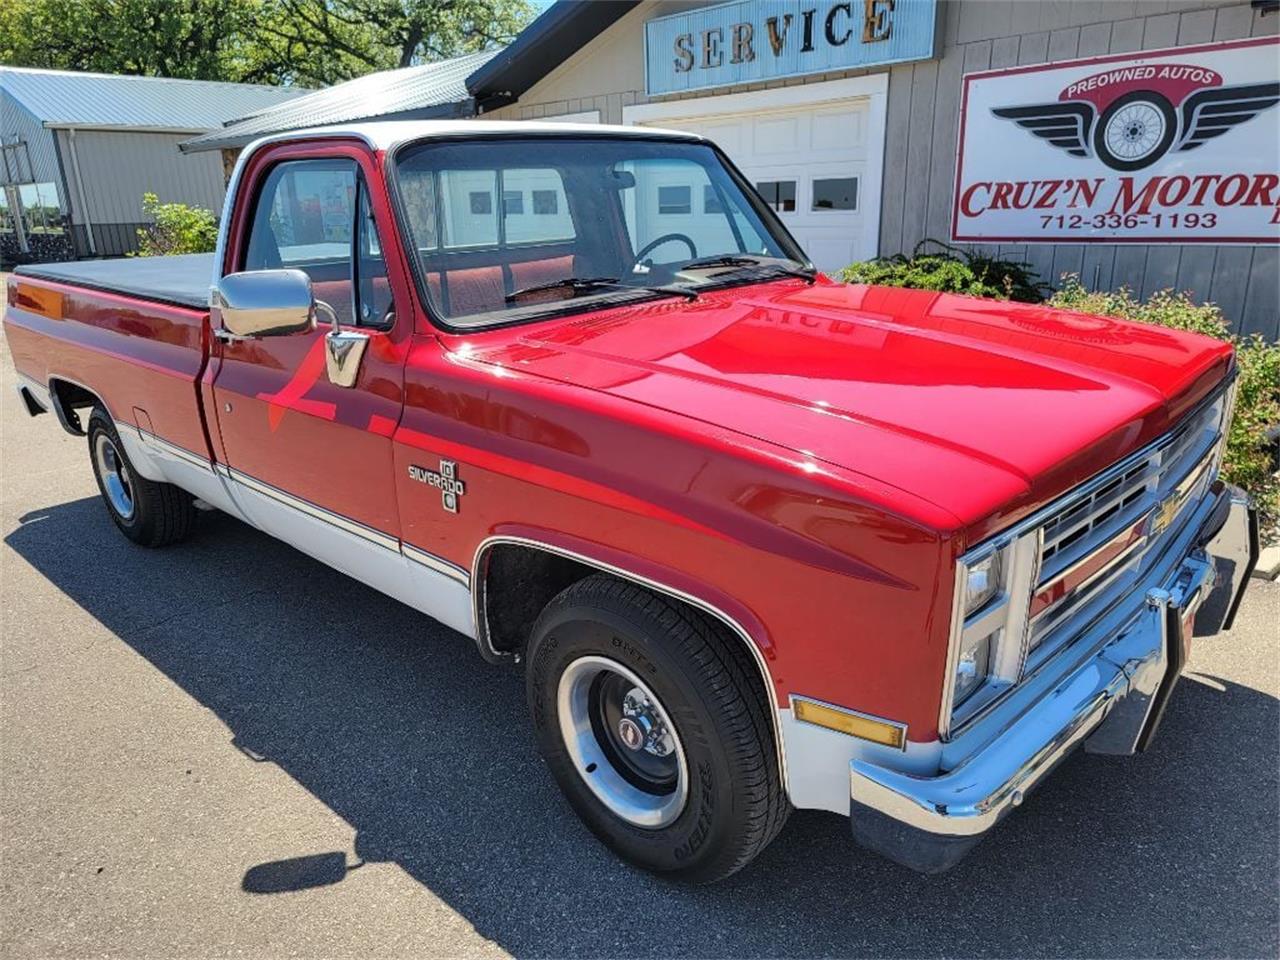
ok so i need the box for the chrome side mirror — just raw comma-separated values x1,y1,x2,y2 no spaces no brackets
212,269,315,339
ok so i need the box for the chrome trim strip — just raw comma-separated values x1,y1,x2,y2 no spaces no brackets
402,542,470,586
470,534,789,796
226,467,401,552
790,694,908,752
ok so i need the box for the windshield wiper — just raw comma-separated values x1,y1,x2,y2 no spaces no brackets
682,255,818,284
506,275,698,304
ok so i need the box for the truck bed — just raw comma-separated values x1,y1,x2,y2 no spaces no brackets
14,253,214,311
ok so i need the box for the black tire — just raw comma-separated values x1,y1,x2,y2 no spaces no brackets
87,407,197,547
1094,90,1177,172
526,574,789,883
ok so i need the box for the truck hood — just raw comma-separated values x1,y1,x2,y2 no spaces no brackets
462,280,1233,540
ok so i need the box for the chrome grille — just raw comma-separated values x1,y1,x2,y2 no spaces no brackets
1025,383,1232,668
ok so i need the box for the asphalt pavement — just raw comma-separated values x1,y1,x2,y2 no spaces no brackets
1,287,1277,958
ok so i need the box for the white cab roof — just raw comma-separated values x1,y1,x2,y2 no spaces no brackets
242,118,704,156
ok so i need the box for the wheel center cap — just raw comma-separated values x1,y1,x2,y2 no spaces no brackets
617,716,645,751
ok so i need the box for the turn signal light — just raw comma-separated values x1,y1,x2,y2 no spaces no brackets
792,697,907,750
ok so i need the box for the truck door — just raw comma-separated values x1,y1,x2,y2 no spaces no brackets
207,142,415,586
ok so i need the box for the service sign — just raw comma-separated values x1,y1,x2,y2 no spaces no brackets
645,0,937,97
952,37,1280,244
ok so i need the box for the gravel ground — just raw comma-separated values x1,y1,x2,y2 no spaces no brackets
1,278,1277,959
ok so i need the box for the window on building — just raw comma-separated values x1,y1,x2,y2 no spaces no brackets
469,191,493,215
532,189,558,215
658,185,692,215
503,190,524,216
812,177,858,211
755,180,796,213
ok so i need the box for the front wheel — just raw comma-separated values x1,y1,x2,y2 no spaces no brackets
88,407,197,547
526,574,788,883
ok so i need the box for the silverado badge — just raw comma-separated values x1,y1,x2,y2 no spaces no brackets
408,459,466,513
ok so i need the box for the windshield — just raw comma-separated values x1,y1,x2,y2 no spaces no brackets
393,136,808,327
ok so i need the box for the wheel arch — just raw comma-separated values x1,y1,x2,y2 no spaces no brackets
47,375,108,436
471,535,789,791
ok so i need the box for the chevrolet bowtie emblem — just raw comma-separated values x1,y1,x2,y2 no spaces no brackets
1150,493,1180,537
408,459,466,513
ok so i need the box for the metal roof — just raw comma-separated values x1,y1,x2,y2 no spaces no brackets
0,66,307,132
181,49,501,153
467,1,638,106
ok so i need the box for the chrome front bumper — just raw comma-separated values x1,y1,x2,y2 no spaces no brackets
848,483,1259,873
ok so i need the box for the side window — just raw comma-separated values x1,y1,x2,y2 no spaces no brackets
242,158,393,329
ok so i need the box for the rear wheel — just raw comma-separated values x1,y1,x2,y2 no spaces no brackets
88,407,196,547
526,574,788,883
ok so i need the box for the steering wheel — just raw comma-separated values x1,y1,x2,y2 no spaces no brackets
632,233,697,271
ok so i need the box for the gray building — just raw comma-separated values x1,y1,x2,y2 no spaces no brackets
0,67,305,262
465,0,1279,340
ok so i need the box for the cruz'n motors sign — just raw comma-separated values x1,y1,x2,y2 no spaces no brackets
952,37,1280,244
645,0,937,97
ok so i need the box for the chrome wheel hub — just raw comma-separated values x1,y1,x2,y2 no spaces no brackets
94,433,135,520
620,687,676,756
557,655,689,829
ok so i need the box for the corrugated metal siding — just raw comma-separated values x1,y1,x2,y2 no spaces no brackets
489,0,1277,339
0,88,65,193
181,49,498,152
59,129,226,225
0,67,306,131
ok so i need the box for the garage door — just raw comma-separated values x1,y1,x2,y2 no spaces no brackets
641,100,872,274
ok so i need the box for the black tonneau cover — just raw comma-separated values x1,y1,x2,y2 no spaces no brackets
14,253,214,311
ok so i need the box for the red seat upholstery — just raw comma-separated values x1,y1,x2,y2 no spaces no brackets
509,255,573,291
422,253,579,318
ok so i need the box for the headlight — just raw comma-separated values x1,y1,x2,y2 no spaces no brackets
953,628,995,705
943,531,1041,732
964,552,1002,614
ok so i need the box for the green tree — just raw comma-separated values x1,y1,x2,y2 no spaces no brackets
246,0,534,86
0,0,259,80
0,0,534,86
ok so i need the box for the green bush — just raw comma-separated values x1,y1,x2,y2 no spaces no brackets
134,192,218,257
1050,277,1280,539
839,240,1048,303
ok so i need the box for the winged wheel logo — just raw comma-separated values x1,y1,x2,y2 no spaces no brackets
992,62,1280,172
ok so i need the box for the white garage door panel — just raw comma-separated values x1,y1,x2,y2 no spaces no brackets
641,100,873,273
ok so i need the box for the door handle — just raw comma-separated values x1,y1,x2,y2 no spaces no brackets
325,328,369,388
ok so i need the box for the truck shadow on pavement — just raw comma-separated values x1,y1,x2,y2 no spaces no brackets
7,498,1279,959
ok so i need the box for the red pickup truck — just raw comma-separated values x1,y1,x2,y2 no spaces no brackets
4,120,1258,882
